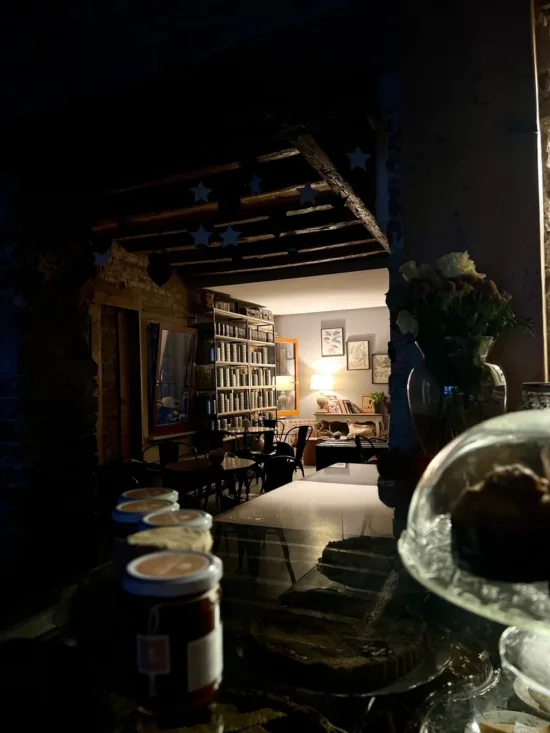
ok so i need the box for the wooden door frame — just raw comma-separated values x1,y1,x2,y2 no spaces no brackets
275,337,300,417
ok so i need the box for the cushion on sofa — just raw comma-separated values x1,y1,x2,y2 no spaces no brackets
348,422,375,439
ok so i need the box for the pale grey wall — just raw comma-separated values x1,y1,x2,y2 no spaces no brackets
275,307,390,419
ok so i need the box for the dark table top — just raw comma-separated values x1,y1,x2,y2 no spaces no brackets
305,462,380,484
166,456,255,472
2,474,511,733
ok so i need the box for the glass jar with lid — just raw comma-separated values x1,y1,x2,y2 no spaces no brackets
118,488,179,504
112,500,179,572
139,509,212,531
123,551,223,718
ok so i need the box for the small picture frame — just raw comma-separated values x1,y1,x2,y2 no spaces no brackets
362,395,375,414
372,354,391,384
347,340,370,370
321,327,344,357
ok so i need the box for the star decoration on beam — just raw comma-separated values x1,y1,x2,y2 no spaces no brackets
94,250,111,267
249,175,262,195
298,182,317,204
191,181,212,203
346,146,370,170
191,225,212,248
220,226,241,248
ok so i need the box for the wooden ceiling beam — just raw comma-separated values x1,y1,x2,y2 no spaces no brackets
176,238,376,267
178,242,383,278
107,148,301,195
186,253,389,287
291,134,389,252
93,181,332,236
95,152,326,228
166,228,374,265
118,203,358,253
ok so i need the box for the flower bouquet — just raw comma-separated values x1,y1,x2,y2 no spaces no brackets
397,252,530,453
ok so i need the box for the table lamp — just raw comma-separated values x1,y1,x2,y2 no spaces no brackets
310,374,334,411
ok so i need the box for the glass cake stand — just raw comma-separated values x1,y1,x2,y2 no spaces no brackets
398,412,550,724
500,626,550,699
398,412,550,637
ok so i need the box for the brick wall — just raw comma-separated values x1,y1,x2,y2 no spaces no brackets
88,243,194,463
91,243,192,318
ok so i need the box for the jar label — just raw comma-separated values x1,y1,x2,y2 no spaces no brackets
187,621,222,692
137,634,171,675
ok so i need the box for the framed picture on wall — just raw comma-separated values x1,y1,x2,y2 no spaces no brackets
321,327,344,357
347,340,370,370
372,354,391,384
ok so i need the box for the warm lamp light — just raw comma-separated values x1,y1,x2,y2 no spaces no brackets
310,374,334,411
276,375,295,389
310,374,334,391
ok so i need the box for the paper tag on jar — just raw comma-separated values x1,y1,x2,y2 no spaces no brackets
187,623,223,692
137,634,171,675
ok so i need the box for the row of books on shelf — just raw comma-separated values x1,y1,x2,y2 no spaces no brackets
325,396,363,414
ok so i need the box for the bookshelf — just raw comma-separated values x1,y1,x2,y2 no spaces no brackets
195,298,278,431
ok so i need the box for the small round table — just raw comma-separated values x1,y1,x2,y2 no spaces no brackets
165,456,256,505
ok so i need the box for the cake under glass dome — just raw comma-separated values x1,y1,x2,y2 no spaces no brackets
398,411,550,636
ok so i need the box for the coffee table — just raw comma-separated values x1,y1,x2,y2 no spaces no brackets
315,439,388,470
306,462,380,484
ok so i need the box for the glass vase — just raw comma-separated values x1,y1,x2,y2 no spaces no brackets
407,338,506,456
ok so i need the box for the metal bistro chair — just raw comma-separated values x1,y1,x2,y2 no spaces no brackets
142,439,198,467
277,425,313,477
262,419,285,441
262,454,297,493
354,435,388,464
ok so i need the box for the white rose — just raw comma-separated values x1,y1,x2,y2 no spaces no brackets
399,260,420,281
396,310,419,337
436,251,485,279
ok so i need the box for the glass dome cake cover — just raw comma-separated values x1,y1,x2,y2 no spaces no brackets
398,411,550,635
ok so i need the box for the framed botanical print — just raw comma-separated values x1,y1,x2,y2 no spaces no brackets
321,327,344,357
347,340,370,370
372,353,391,384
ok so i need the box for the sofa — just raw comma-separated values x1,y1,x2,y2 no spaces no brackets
280,417,378,444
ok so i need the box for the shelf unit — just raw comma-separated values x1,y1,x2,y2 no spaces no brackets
195,300,278,431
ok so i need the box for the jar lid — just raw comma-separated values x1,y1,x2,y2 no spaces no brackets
112,500,179,525
123,551,222,597
119,488,179,504
140,509,212,530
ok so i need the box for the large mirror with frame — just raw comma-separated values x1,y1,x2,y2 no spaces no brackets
147,322,197,436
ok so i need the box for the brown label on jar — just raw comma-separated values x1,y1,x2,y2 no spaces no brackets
149,511,201,526
137,634,171,675
119,500,173,514
136,553,208,579
125,489,169,499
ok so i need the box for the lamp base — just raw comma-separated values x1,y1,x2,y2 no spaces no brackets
316,394,328,411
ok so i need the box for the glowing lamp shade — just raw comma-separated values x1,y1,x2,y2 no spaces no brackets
310,374,334,391
310,374,334,411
